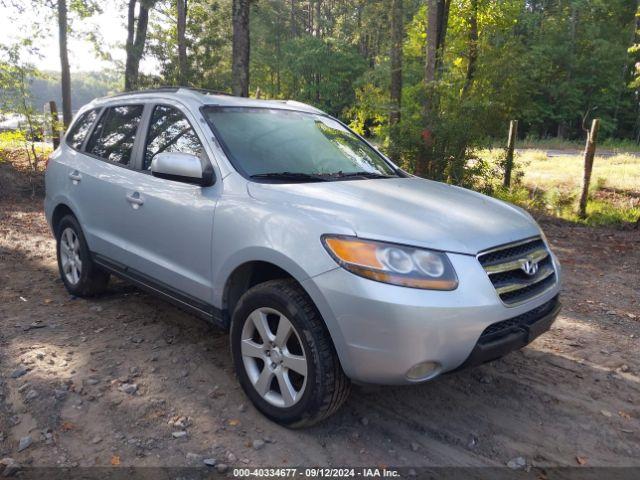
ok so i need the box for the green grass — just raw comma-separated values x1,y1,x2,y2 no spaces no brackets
580,197,640,225
481,148,640,226
493,185,640,226
505,136,640,153
516,149,640,194
0,134,52,170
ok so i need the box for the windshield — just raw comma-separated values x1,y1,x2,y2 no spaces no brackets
202,107,397,180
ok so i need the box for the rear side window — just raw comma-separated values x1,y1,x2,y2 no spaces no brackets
143,105,204,170
66,109,98,150
86,105,144,166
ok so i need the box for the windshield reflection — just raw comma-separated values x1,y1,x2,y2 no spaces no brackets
203,107,398,181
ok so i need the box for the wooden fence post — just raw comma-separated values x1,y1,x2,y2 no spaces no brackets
578,118,600,219
503,119,518,188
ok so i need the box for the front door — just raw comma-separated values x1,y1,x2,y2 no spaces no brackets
116,103,219,304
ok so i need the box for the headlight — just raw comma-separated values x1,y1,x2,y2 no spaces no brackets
321,235,458,290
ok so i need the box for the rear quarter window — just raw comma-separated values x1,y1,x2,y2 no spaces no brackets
66,109,99,150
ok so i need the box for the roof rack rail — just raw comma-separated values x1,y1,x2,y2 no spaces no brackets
181,87,234,97
101,86,234,100
102,87,180,99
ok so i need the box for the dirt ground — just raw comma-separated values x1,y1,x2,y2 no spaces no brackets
0,161,639,474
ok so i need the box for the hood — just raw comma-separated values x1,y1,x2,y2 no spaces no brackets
247,177,541,255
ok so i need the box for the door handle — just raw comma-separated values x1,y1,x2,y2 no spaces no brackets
126,192,144,209
68,171,81,183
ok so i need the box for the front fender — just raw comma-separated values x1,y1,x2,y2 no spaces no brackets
212,246,351,375
211,189,354,307
213,246,325,306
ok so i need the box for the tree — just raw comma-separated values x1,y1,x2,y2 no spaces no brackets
146,0,232,90
461,0,477,98
389,0,403,160
26,1,101,124
290,0,297,37
176,0,188,84
57,0,72,126
232,0,251,97
281,36,366,115
125,0,156,91
313,0,321,37
425,0,449,85
138,0,640,173
0,43,45,196
415,0,450,178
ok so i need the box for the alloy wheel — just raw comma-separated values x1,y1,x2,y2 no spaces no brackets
240,307,308,408
60,227,82,285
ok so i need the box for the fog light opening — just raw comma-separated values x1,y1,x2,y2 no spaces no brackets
406,361,441,382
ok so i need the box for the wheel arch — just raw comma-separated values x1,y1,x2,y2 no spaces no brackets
222,259,307,328
51,203,78,237
218,252,352,380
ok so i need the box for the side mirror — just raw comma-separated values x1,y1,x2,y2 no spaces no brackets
150,152,215,186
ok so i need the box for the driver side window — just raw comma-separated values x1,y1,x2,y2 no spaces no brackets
144,105,204,170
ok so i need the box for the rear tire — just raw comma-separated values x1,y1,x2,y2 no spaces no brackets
56,214,109,297
230,279,350,427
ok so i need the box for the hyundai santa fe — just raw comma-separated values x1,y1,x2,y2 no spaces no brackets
45,87,562,427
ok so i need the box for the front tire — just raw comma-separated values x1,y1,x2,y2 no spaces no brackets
230,280,350,427
56,214,109,297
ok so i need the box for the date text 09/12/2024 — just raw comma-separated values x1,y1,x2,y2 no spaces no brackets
232,468,401,478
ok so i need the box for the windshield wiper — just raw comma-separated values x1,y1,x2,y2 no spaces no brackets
330,171,396,179
250,172,329,182
250,171,396,182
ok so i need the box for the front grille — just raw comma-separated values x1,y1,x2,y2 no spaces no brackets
478,237,557,306
479,295,559,343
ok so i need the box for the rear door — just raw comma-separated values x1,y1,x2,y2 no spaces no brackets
114,102,220,304
71,103,146,266
55,106,100,234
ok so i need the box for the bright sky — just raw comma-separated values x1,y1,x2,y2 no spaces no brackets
0,1,155,73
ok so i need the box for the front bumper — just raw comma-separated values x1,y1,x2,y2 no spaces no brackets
453,295,560,371
302,251,561,385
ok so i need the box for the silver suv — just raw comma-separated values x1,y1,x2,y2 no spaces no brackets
45,88,561,427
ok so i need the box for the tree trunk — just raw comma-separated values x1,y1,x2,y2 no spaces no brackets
57,0,72,126
276,20,281,95
125,0,154,91
556,123,566,139
177,0,188,85
313,0,321,37
425,0,449,83
132,2,152,82
290,0,297,37
578,119,600,219
614,0,639,136
424,0,438,84
389,0,403,160
438,2,450,77
461,0,477,98
125,0,138,91
232,0,250,97
416,0,449,178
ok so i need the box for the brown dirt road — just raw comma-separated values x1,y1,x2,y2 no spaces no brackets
1,162,639,473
